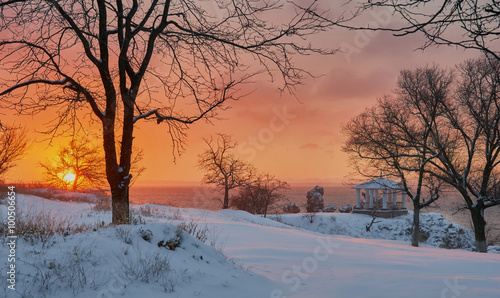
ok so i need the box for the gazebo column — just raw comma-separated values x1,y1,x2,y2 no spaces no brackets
355,189,361,208
382,189,387,209
402,192,406,208
393,191,398,208
369,189,374,209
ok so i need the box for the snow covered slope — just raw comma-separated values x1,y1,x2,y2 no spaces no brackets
270,212,476,250
1,194,499,298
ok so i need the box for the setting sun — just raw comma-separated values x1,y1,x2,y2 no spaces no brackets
62,172,76,184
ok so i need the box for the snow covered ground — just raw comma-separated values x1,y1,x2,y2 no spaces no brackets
270,212,477,250
1,194,500,297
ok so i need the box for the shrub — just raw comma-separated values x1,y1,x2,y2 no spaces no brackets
18,242,102,296
92,197,112,212
232,187,267,214
139,227,153,242
172,209,183,220
119,250,172,283
178,221,208,243
283,203,300,213
323,204,337,213
302,212,317,224
14,183,110,204
139,205,157,217
115,227,133,244
158,228,183,251
270,213,284,223
338,204,353,213
0,183,8,200
232,176,288,217
0,206,93,246
129,211,146,225
177,220,226,252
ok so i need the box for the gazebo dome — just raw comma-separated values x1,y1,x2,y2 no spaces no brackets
352,177,405,190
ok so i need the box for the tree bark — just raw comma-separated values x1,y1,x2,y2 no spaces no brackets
264,199,269,218
111,185,129,224
412,199,420,247
223,185,229,209
470,205,488,253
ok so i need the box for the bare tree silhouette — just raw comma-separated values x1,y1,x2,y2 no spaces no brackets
233,172,289,218
343,65,451,247
0,0,337,223
338,1,500,60
0,124,29,179
199,134,254,209
345,57,500,252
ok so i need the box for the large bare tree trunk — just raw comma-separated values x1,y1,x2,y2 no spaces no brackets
264,200,269,218
412,199,420,247
111,185,129,224
223,185,229,209
0,0,337,226
470,205,487,253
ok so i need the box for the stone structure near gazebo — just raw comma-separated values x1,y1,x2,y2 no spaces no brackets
352,178,408,218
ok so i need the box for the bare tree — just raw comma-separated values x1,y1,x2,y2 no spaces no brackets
232,172,289,217
341,1,500,60
424,56,500,252
254,173,289,218
365,211,381,232
0,0,336,224
41,137,145,190
0,124,29,179
345,57,500,252
198,134,253,209
40,138,106,190
343,65,452,247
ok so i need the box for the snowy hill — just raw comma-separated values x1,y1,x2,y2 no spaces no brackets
270,212,477,250
1,194,500,297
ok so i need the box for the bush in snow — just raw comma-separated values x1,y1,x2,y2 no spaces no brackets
177,220,227,252
306,186,324,212
323,204,337,213
139,205,158,217
178,221,208,243
115,227,133,244
339,204,352,213
232,187,267,215
158,228,183,251
119,250,173,284
488,246,500,253
129,211,146,225
14,242,102,297
139,227,153,242
406,215,474,250
92,197,111,212
302,212,317,224
439,224,470,249
0,183,7,201
283,202,300,213
0,206,93,246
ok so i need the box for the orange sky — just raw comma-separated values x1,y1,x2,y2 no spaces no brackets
2,14,477,187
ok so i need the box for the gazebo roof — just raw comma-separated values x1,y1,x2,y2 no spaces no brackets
352,177,405,190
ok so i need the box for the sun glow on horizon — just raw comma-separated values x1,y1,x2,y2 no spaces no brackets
62,172,76,184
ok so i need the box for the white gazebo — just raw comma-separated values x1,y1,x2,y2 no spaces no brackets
352,177,408,218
